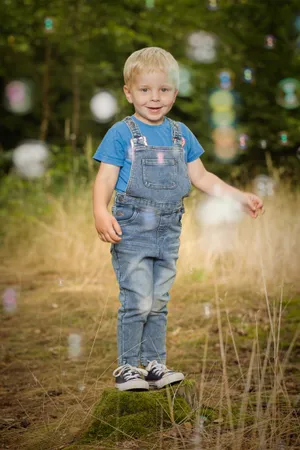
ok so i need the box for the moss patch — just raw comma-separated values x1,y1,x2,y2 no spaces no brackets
83,383,193,443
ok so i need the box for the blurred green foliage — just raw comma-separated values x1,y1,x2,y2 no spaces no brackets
0,0,300,182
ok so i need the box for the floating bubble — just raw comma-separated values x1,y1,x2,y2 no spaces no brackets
90,91,118,123
238,133,249,150
44,17,54,33
296,146,300,160
211,110,236,127
2,287,17,314
4,79,33,115
207,0,218,10
12,141,50,179
264,34,276,49
78,383,86,392
279,131,288,145
212,127,238,163
196,190,243,226
259,139,267,149
68,333,82,359
140,209,158,231
253,175,276,197
218,69,234,90
276,78,300,109
208,90,235,111
186,31,217,63
178,65,193,97
157,152,164,164
243,67,255,84
203,302,212,318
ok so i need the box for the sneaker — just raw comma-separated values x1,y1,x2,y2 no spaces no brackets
113,364,149,391
144,360,185,389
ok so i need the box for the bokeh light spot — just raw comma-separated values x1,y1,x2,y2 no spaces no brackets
90,91,118,123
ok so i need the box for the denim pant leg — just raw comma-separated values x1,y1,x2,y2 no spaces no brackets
139,210,182,367
139,256,177,367
111,246,154,367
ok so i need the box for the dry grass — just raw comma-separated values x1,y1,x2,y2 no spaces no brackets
0,179,299,449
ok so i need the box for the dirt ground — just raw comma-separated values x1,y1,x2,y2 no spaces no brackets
1,268,299,450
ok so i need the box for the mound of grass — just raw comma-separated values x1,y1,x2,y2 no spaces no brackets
83,383,193,443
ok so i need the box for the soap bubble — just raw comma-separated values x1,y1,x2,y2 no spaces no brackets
12,141,50,179
90,90,118,123
68,333,82,359
196,187,243,226
186,31,217,63
4,79,33,115
296,146,300,160
264,35,276,49
44,17,54,33
203,302,212,318
279,131,288,146
207,0,218,10
2,287,17,314
178,65,193,97
157,152,164,164
276,78,300,109
218,69,234,90
259,139,267,149
208,89,235,111
238,133,249,150
253,175,276,197
243,67,255,84
211,110,236,127
140,209,158,231
212,127,238,162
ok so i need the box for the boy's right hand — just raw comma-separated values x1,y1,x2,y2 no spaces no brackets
95,210,122,243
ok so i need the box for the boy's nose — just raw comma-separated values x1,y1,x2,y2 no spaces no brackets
151,91,160,101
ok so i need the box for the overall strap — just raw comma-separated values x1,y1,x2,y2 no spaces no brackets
167,118,183,146
123,116,148,147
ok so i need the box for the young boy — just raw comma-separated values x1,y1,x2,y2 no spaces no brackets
92,47,263,391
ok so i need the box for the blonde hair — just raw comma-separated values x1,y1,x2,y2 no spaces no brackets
123,47,179,88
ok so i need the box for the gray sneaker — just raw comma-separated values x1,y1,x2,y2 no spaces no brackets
113,364,149,391
144,360,185,389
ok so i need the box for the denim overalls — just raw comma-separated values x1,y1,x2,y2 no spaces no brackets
111,116,191,367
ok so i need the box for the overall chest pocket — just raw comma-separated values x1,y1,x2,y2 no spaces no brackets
142,158,178,190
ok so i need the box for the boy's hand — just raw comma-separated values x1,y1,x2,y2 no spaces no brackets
241,192,264,218
95,210,122,243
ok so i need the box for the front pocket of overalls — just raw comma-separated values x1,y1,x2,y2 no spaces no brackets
142,158,178,190
112,204,138,225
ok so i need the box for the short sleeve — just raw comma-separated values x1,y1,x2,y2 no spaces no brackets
179,123,205,163
93,124,127,167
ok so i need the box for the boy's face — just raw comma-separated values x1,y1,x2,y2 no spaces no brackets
123,70,178,125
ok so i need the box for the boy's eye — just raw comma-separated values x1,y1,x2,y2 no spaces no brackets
161,88,170,92
140,88,148,92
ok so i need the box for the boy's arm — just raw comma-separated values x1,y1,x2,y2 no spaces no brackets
187,159,264,218
93,163,123,243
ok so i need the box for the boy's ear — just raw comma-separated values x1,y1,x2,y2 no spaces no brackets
123,85,133,104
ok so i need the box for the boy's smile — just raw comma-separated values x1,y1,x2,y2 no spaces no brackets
123,71,178,125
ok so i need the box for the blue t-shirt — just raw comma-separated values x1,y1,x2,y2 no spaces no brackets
93,115,205,192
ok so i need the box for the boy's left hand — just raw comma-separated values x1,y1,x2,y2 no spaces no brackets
241,192,264,218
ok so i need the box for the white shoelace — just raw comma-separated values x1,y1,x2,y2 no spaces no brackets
146,360,170,376
113,364,148,381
